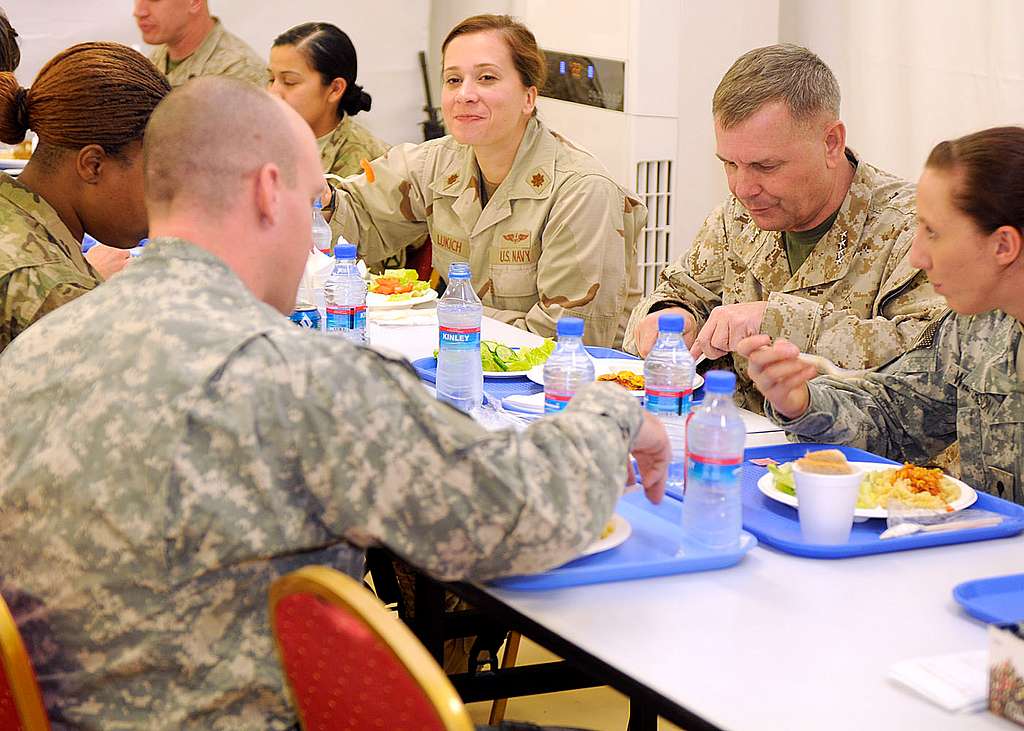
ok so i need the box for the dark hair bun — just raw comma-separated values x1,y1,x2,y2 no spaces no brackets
341,83,372,117
0,73,28,144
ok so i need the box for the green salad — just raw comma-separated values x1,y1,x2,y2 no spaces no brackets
767,463,796,496
434,339,555,372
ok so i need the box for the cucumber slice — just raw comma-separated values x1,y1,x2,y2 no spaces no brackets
493,344,517,364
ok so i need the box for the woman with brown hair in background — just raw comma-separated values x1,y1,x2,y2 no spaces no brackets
0,41,170,352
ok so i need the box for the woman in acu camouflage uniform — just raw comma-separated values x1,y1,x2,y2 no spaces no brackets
740,126,1024,505
327,14,644,348
0,42,169,352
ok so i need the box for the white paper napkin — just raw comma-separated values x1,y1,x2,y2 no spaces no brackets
888,650,988,713
368,309,438,327
502,392,545,415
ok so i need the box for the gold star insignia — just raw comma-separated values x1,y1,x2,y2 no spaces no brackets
530,172,546,189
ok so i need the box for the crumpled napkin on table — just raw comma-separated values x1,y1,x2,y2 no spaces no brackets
888,649,988,713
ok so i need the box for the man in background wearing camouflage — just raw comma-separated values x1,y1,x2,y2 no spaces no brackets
737,125,1024,505
0,77,669,729
135,0,264,87
624,44,946,413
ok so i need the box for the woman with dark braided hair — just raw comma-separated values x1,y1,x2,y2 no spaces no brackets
0,42,170,351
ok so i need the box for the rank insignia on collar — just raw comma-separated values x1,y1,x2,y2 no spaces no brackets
836,231,848,265
529,172,546,189
446,173,459,186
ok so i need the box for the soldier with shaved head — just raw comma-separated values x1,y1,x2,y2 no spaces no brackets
0,76,669,729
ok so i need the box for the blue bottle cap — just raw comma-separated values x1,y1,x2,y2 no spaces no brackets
556,317,584,337
334,243,356,259
448,262,471,279
704,370,736,394
313,199,323,210
658,313,684,333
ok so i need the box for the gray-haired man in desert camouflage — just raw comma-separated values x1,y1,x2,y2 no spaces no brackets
625,44,946,413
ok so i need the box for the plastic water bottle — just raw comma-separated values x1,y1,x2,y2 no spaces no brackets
682,370,745,550
324,243,367,345
543,317,595,413
643,313,695,495
435,262,483,412
312,200,333,256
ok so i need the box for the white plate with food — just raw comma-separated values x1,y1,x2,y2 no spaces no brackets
526,358,703,398
483,367,534,379
578,514,631,558
757,461,978,519
366,288,438,310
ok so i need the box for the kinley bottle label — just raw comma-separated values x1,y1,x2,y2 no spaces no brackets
439,326,481,351
644,387,693,416
544,389,573,413
686,454,742,488
326,305,366,332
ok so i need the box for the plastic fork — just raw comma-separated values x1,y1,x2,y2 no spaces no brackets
796,353,872,380
879,516,1003,539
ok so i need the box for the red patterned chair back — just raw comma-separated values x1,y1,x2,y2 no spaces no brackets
269,566,473,731
0,593,50,730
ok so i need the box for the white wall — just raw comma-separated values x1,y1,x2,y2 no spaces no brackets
779,0,1024,181
675,0,779,251
4,0,430,145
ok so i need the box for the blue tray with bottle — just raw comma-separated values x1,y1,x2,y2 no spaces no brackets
736,443,1024,559
411,346,639,401
490,489,757,591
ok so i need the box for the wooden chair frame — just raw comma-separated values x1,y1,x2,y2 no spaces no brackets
0,593,50,730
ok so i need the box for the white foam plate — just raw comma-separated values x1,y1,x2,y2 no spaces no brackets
756,461,978,519
366,288,438,310
526,358,703,399
578,514,631,558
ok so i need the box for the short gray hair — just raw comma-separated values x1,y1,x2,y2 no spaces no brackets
712,44,840,129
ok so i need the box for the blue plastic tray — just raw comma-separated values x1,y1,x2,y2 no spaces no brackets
490,490,756,591
954,574,1024,624
738,443,1024,559
412,347,639,401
